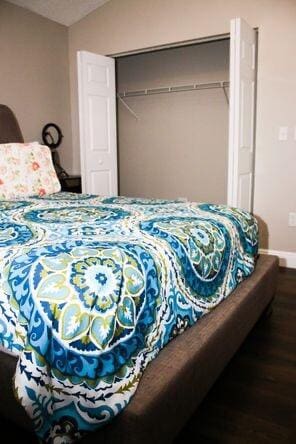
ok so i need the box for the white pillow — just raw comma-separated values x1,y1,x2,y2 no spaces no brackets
0,142,61,199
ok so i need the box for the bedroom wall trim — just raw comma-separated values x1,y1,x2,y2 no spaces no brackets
259,249,296,269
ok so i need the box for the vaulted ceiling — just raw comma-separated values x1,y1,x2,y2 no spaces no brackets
6,0,110,26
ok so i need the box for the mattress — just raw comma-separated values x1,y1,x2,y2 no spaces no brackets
0,193,258,443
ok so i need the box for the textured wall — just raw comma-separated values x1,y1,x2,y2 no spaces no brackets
0,0,72,172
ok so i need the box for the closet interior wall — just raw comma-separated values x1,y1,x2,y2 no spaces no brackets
116,39,230,203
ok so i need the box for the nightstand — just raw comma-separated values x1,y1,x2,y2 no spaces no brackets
60,175,82,193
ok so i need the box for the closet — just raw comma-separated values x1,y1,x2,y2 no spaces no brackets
77,17,257,212
116,40,230,204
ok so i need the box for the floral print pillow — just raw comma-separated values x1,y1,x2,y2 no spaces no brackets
0,142,61,199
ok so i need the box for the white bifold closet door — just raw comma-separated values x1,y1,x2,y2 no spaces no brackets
77,51,117,196
228,18,256,212
77,17,256,208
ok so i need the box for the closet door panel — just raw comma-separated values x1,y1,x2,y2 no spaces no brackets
78,51,117,196
228,18,256,212
88,95,110,151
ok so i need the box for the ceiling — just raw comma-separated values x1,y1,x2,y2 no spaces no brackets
7,0,111,26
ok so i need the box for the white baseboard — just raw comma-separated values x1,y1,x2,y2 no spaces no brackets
259,248,296,269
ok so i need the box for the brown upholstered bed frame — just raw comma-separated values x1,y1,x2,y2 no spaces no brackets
0,104,279,443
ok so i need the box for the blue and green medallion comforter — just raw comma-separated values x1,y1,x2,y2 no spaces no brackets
0,193,258,442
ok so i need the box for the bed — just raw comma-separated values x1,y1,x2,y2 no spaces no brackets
0,104,278,443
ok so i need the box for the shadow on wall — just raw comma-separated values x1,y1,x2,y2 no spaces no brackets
255,214,269,250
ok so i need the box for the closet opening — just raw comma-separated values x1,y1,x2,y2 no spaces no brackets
77,18,257,211
115,38,230,204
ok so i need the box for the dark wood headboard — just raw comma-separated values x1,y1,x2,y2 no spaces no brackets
0,105,24,143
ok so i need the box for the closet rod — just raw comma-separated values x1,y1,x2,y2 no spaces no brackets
118,80,229,98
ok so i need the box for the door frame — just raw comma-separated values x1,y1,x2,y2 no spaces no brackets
109,33,230,58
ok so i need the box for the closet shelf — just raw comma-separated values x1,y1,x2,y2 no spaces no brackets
118,80,230,98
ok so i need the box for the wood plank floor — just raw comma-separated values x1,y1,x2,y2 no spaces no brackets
1,267,295,443
175,267,296,443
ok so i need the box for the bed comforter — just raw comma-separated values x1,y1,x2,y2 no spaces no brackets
0,193,258,442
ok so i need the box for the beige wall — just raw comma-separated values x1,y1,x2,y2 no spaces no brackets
117,41,229,202
69,0,296,253
0,0,72,172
